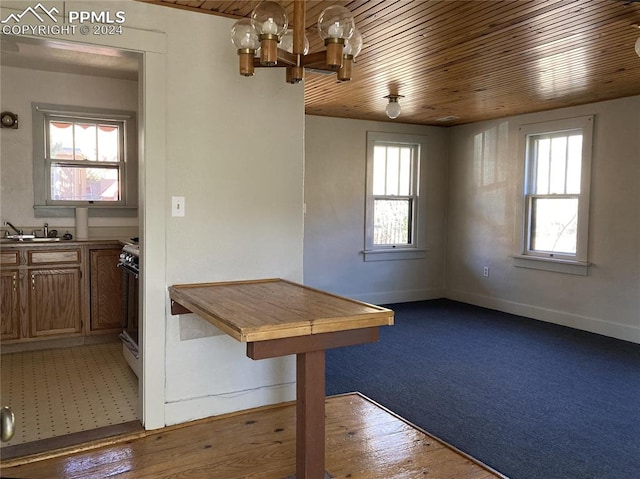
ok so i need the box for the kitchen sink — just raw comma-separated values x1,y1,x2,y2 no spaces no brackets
27,237,61,242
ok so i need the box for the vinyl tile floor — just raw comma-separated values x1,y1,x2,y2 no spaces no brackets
0,341,138,447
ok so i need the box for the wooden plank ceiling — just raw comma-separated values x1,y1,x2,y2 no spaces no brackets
147,0,640,126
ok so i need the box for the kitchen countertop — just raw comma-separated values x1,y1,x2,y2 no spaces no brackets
0,238,131,247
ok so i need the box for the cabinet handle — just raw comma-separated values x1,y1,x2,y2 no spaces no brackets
31,274,35,290
12,274,16,291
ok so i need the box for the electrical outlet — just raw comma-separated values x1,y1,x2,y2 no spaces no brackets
172,196,185,217
483,266,490,277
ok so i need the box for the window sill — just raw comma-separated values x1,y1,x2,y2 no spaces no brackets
512,255,590,276
34,206,138,218
362,248,427,262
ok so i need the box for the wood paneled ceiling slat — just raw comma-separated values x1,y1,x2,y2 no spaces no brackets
149,0,640,125
362,9,631,85
349,4,558,87
358,1,578,69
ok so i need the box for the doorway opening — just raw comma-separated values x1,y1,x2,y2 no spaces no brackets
0,36,143,459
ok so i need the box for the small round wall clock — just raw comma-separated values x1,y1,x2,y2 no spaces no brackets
1,111,18,129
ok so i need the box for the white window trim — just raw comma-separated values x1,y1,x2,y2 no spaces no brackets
32,102,138,218
515,115,594,274
363,131,427,262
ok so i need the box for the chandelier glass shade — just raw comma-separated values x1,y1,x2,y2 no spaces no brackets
317,5,356,69
280,29,309,55
230,0,361,83
251,1,288,66
230,18,260,76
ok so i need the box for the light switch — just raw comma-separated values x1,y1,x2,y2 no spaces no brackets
172,196,185,217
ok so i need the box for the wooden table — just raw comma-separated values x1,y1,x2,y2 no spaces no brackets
168,278,394,479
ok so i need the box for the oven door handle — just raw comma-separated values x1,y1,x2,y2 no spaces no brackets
117,262,139,279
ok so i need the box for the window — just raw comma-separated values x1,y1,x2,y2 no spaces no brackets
32,103,137,217
516,116,593,274
47,117,124,202
365,132,426,261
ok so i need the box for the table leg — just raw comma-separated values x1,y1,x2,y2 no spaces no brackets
246,330,380,479
291,349,331,479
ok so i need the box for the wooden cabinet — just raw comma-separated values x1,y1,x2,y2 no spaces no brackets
1,250,21,341
26,247,83,338
89,247,123,333
29,267,82,337
1,269,20,340
0,240,126,345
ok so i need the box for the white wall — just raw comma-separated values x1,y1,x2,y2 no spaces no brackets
304,115,449,304
0,67,138,237
304,98,639,344
138,5,304,424
446,96,640,343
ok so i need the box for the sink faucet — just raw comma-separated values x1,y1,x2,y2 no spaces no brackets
4,221,22,235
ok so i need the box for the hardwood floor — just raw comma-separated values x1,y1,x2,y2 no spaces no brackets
2,393,507,479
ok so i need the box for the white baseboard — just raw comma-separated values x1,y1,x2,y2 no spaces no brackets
164,382,296,426
446,289,640,344
350,288,445,305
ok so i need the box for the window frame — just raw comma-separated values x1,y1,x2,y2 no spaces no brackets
32,103,138,218
364,131,427,261
515,115,594,274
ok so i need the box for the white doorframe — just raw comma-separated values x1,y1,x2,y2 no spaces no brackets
138,48,167,430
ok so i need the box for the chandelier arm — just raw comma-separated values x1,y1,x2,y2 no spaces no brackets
253,49,299,68
278,49,299,66
301,51,329,69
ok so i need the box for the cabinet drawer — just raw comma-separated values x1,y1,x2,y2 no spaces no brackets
1,250,19,266
29,249,82,265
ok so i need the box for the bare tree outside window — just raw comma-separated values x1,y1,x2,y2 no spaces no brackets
370,143,418,247
526,132,582,256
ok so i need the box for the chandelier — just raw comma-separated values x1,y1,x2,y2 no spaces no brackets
230,1,363,84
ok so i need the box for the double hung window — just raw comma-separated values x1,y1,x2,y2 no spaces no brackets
46,115,125,203
518,115,593,272
32,103,137,216
365,132,425,260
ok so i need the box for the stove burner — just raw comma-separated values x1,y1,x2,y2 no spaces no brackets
118,243,139,276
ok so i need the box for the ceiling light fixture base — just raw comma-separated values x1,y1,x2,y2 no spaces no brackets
384,95,404,119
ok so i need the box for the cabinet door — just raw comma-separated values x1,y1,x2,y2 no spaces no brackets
29,268,82,337
0,270,20,340
89,248,123,332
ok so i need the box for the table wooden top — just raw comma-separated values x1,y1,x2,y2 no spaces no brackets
168,278,394,342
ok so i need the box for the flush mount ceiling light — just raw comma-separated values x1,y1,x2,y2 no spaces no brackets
635,36,640,57
230,1,362,84
384,94,404,119
0,111,18,129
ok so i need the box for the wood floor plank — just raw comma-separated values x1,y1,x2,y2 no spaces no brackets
2,393,507,479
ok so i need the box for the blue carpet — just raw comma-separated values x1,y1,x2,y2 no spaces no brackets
325,299,640,479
